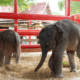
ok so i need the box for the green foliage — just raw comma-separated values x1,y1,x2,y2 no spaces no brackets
0,0,36,11
58,0,64,11
58,0,80,15
0,0,13,6
63,61,66,65
71,1,80,15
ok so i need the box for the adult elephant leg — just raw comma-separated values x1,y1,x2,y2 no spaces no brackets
48,49,56,76
77,41,80,59
0,44,4,66
5,56,10,65
0,52,4,66
5,53,12,65
4,49,12,65
67,51,76,72
55,41,67,78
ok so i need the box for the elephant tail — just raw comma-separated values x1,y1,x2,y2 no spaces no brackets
35,52,47,72
15,32,21,63
16,44,21,63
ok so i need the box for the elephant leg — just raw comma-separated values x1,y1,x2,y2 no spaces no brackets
48,50,55,76
77,41,80,59
5,51,12,65
67,51,76,72
5,56,10,65
55,41,67,78
0,52,4,66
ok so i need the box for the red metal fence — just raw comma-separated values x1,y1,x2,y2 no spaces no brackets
0,0,80,49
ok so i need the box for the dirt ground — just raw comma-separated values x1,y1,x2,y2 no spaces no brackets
0,52,80,80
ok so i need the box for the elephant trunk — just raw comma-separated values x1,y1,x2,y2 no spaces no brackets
35,49,48,72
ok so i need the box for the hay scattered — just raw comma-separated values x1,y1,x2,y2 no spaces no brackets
0,53,79,80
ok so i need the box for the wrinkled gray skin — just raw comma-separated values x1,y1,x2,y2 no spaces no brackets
0,30,20,66
35,19,80,78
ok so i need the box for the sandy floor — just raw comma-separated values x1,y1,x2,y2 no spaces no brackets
0,52,80,80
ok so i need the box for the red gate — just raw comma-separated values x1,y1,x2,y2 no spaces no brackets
0,0,80,51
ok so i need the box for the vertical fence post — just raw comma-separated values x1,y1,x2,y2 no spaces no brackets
67,0,70,16
72,16,75,21
14,0,18,32
65,0,67,16
29,20,31,45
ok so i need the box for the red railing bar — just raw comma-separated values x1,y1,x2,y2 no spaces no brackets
0,29,40,36
0,29,40,31
0,13,73,20
18,30,40,31
0,29,7,31
71,14,80,16
17,31,40,36
75,19,80,21
71,0,80,1
21,44,41,48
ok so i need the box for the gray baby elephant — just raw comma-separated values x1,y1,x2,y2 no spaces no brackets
35,19,80,78
0,30,20,66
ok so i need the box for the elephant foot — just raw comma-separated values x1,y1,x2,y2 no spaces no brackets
0,62,4,67
0,64,3,67
5,63,10,65
55,73,64,78
5,61,10,65
70,69,76,72
50,71,55,77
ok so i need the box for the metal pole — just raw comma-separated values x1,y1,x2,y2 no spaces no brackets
21,44,40,48
0,13,73,20
67,0,70,16
14,0,18,32
65,0,67,16
29,20,31,45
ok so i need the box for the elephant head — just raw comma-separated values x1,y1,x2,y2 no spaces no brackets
35,23,63,72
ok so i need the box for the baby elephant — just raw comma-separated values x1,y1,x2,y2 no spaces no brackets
0,30,20,66
35,19,80,78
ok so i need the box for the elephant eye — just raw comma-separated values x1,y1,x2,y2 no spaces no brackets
46,42,49,45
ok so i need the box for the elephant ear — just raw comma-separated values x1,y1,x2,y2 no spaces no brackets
54,21,64,43
55,25,63,34
54,21,64,34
